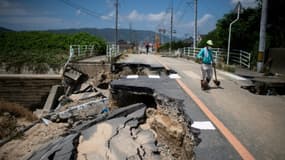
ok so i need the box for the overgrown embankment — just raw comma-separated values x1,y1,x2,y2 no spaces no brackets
0,31,106,73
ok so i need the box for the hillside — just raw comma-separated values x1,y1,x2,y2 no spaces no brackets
0,31,106,73
47,28,171,43
0,27,13,32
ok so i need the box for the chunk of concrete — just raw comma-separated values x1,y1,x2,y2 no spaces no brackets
63,67,82,81
77,106,159,160
42,85,64,116
26,133,79,160
69,92,102,101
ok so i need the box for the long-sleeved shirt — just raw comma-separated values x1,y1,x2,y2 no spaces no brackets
196,47,214,64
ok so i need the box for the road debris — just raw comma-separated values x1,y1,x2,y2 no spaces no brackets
0,62,201,160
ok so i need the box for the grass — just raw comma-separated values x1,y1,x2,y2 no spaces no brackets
0,100,38,121
0,100,38,139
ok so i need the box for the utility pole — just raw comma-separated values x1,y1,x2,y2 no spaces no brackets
257,0,268,72
170,0,173,54
193,0,197,53
115,0,119,55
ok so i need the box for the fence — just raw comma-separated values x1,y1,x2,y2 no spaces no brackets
106,43,120,62
180,47,251,68
64,45,97,69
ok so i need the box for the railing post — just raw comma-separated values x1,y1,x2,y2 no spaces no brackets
77,45,79,56
188,47,190,56
217,48,220,63
240,50,242,67
248,53,251,69
215,51,218,63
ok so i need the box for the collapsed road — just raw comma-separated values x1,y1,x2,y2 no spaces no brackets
6,53,280,159
0,55,204,160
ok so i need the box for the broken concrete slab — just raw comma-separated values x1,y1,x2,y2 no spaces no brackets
77,106,159,160
72,103,147,132
41,85,64,117
63,67,83,82
52,98,109,121
69,91,102,101
26,133,79,160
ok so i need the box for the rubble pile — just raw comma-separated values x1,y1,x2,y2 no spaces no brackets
0,122,68,160
0,64,201,160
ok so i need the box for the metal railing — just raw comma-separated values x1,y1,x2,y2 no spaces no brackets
106,43,120,62
64,45,97,69
230,49,251,68
179,47,251,68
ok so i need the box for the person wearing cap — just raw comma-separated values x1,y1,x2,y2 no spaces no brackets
196,40,215,90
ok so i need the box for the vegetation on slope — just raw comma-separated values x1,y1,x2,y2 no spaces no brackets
0,31,106,73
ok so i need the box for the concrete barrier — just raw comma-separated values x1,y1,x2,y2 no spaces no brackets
0,74,62,110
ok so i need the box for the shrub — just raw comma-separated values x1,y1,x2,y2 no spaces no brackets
0,101,38,121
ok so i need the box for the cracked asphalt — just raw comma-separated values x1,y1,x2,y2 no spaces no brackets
119,53,285,160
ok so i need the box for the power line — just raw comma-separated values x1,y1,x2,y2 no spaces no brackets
58,0,102,18
174,0,184,14
176,2,193,25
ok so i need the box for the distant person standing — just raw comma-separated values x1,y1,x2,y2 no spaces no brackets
196,40,215,90
145,43,150,54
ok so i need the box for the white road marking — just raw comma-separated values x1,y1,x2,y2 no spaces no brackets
191,121,216,130
148,75,160,79
126,75,139,79
169,74,181,79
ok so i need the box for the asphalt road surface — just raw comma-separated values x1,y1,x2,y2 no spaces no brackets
120,54,285,160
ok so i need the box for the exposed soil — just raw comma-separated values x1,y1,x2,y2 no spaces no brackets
0,122,68,160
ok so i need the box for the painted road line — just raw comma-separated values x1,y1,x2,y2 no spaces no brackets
148,75,160,79
176,79,255,160
169,74,181,79
192,121,216,130
126,75,139,79
154,56,255,160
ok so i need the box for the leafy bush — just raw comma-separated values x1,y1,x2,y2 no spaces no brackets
0,31,106,73
0,100,38,121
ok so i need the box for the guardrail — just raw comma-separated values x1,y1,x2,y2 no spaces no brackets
64,45,97,69
106,43,120,62
179,47,251,68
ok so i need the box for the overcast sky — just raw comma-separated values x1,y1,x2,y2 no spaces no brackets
0,0,258,38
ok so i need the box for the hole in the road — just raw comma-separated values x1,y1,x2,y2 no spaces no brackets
241,82,285,96
110,62,200,159
111,90,156,108
112,63,169,77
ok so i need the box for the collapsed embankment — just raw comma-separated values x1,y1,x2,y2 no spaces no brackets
0,62,201,160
